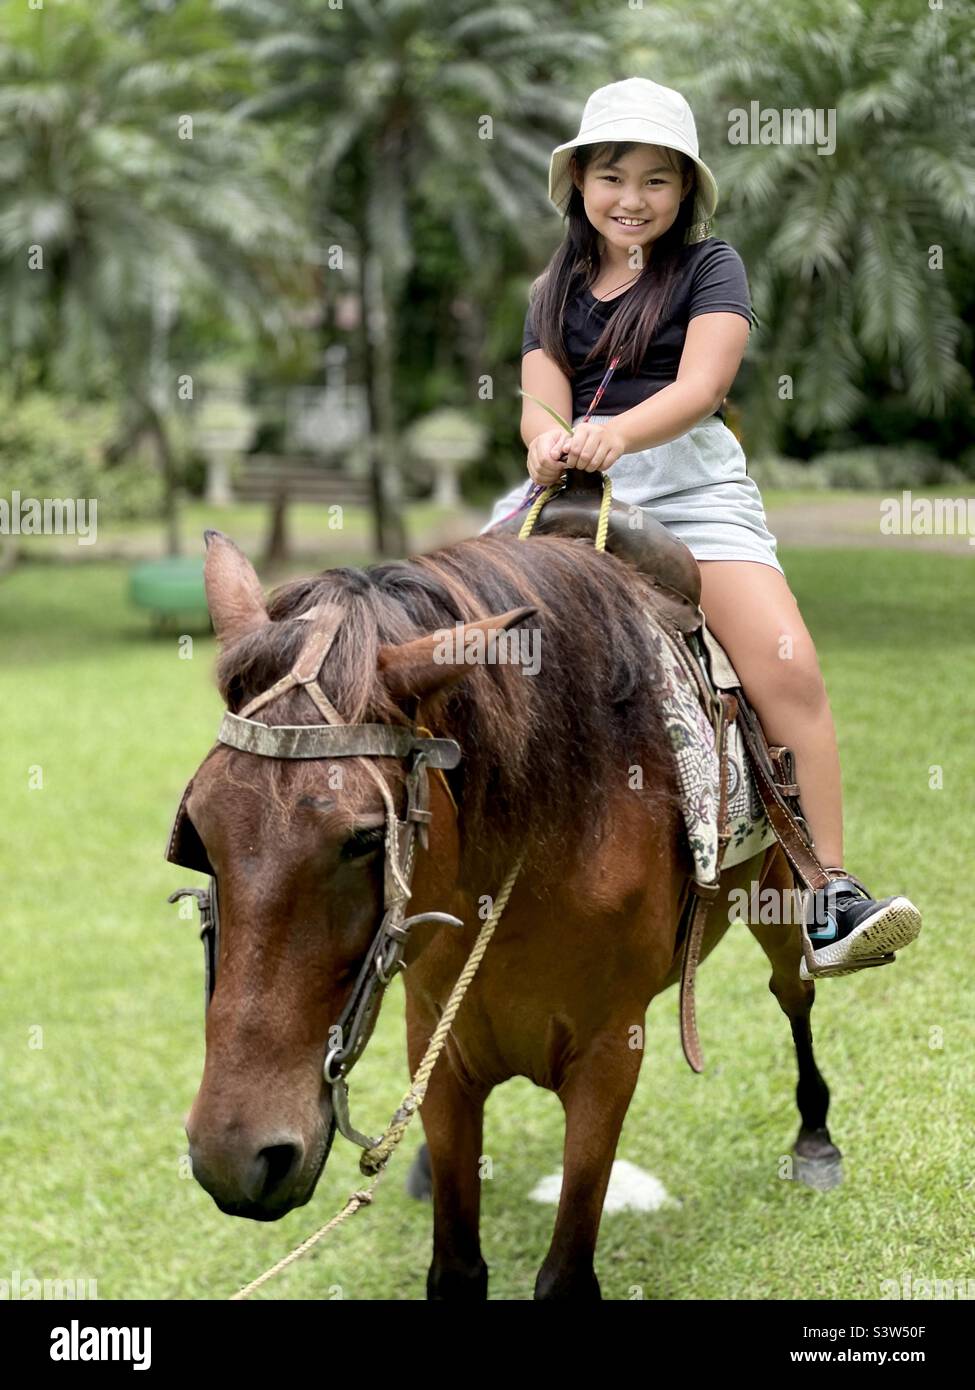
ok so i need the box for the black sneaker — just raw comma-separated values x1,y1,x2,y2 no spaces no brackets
799,873,922,980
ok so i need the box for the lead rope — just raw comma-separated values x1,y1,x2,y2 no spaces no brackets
230,854,524,1300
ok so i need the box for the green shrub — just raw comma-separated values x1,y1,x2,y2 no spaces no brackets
0,393,165,520
813,446,965,490
956,445,975,481
746,455,829,490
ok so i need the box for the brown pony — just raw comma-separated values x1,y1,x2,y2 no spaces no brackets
182,530,841,1300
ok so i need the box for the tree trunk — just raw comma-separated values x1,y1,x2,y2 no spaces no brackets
359,243,407,557
146,404,181,557
264,491,289,567
458,292,487,399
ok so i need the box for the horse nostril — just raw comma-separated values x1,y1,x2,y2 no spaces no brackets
256,1142,303,1201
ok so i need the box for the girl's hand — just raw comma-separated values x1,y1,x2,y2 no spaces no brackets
527,427,570,487
560,421,628,472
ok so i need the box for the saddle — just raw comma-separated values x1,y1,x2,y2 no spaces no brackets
494,471,835,1072
490,470,704,638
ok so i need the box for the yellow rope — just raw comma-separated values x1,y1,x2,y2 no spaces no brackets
518,484,559,539
230,1181,384,1300
359,853,523,1173
594,475,613,552
519,473,613,553
230,853,524,1300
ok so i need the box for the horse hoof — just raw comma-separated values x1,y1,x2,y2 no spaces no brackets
405,1142,433,1200
792,1127,843,1191
793,1151,844,1191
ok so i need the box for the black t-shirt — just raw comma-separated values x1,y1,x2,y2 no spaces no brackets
521,238,754,422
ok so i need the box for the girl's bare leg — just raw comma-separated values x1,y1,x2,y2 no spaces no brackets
695,560,844,867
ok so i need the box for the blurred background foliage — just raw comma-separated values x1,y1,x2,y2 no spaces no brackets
0,0,972,559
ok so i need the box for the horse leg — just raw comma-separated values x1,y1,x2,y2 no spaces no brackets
534,1037,644,1300
404,1141,432,1199
419,1061,491,1300
748,843,843,1191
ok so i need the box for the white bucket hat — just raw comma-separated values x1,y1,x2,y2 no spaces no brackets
548,77,719,244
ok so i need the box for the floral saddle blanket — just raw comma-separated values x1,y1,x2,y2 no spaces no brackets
643,607,777,884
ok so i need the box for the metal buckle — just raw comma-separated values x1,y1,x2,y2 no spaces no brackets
168,881,218,1014
323,906,462,1149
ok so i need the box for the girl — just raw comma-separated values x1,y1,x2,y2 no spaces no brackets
484,77,922,979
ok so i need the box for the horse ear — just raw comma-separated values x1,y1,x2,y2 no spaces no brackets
203,530,269,645
377,605,539,701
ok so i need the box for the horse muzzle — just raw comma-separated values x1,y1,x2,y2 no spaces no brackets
186,1099,338,1221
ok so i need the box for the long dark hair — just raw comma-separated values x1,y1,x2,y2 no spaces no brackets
528,141,700,378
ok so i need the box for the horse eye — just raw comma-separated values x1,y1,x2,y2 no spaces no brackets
340,825,386,861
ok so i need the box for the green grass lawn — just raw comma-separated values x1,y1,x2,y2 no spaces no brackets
1,547,972,1301
7,498,479,567
9,486,956,563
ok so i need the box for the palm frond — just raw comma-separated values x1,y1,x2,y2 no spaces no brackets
519,391,572,433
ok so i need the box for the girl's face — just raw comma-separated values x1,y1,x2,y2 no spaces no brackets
572,144,691,258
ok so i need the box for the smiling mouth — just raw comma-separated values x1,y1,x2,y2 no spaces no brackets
612,217,649,227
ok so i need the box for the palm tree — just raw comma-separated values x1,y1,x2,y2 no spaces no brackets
637,0,975,454
0,0,311,553
222,0,613,555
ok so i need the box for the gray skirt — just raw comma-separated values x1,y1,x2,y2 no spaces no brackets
482,413,784,575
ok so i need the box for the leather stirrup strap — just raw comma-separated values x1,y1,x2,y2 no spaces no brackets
678,883,716,1074
734,697,833,894
679,691,737,1073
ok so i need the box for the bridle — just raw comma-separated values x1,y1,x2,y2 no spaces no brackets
166,602,463,1151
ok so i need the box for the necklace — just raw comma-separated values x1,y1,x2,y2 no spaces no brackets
589,268,642,301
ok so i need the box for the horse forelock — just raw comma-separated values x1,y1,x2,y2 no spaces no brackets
213,534,680,881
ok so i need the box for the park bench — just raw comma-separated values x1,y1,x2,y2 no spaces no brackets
234,455,372,562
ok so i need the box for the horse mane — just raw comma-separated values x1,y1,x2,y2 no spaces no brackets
215,534,681,887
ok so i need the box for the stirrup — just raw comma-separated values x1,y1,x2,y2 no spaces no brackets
797,868,905,979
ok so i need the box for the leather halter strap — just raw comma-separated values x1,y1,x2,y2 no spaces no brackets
168,600,465,1153
238,602,346,723
226,603,460,829
224,605,455,899
217,712,461,767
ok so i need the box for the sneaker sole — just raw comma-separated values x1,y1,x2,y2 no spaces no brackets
799,897,922,981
